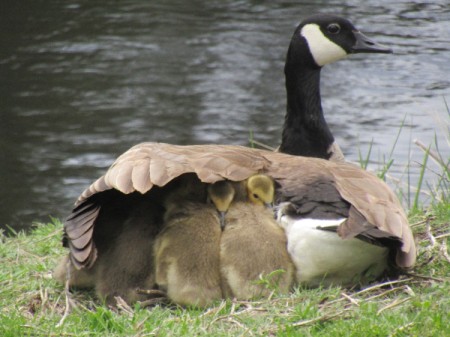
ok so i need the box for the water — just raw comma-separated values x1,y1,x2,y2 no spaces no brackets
1,0,449,231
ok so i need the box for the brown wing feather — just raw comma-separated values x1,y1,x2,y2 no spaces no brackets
329,163,416,268
260,151,415,268
69,239,97,269
65,205,99,241
65,142,415,270
64,203,100,267
70,225,94,251
77,177,109,206
131,159,153,193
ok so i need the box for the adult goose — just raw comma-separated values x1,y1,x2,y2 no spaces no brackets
278,14,392,159
54,16,413,302
59,143,415,296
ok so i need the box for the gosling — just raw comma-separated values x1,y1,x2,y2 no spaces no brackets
153,177,222,307
215,175,295,300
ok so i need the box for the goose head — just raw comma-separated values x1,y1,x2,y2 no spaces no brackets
296,14,392,68
207,181,235,229
246,174,275,208
280,14,392,159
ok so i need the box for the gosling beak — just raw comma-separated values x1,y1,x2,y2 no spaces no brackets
264,202,274,210
351,31,393,54
219,211,226,230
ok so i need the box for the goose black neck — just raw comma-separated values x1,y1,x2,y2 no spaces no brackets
279,47,335,159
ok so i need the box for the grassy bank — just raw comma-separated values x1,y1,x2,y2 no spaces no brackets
0,202,449,336
2,121,449,335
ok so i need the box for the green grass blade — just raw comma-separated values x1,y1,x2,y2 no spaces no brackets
412,144,431,211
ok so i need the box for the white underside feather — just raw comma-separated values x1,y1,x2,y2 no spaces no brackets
278,215,389,287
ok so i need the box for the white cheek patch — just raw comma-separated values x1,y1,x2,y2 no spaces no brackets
301,24,347,66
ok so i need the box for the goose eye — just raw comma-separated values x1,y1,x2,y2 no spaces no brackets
327,23,341,34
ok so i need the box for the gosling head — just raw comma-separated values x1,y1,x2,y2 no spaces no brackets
207,181,235,230
246,174,275,208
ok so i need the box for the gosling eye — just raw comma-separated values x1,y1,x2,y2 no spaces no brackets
327,23,341,34
252,193,259,199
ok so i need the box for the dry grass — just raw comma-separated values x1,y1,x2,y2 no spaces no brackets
0,210,449,336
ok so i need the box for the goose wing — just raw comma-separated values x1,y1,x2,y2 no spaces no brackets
75,143,268,205
330,163,416,268
65,142,415,270
262,151,416,268
65,143,269,268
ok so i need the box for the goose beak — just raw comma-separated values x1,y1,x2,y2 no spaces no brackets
351,31,393,54
264,202,274,210
219,211,226,230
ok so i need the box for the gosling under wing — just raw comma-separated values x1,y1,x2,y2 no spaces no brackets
65,142,415,272
278,216,389,287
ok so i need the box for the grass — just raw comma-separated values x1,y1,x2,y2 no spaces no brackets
1,109,449,336
357,107,449,212
0,202,449,336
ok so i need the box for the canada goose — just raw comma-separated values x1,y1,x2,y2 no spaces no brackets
54,191,165,305
246,174,275,208
94,199,162,305
153,175,223,307
207,174,275,225
278,14,392,160
59,15,414,299
62,143,415,290
207,181,236,229
216,177,294,299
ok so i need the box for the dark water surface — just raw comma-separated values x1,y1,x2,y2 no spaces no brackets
1,0,449,230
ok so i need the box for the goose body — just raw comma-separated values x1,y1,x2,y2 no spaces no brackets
61,143,415,292
94,200,161,304
153,202,223,307
55,15,414,303
278,217,388,287
220,201,294,299
208,176,294,299
53,255,96,289
153,176,222,307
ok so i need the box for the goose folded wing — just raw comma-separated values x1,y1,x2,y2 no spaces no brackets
65,143,269,269
64,202,100,268
331,164,416,268
261,152,416,269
